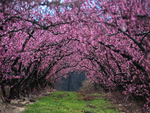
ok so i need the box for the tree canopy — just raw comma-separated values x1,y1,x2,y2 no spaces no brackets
0,0,150,109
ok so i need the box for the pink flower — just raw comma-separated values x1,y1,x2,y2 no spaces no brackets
131,15,137,21
12,76,20,79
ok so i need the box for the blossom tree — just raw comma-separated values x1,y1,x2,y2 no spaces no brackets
0,0,150,110
61,0,150,109
74,0,150,109
0,0,84,102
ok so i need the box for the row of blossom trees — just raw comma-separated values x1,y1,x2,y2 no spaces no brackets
0,0,150,109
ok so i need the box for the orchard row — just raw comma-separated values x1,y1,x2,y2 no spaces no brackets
0,0,150,109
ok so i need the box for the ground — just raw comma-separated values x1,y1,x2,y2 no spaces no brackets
0,88,54,113
0,82,150,113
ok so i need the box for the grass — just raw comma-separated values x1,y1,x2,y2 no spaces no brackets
23,91,118,113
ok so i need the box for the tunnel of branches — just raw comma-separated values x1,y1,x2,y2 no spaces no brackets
0,0,150,109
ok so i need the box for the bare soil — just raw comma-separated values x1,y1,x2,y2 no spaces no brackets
104,91,150,113
79,84,150,113
0,88,55,113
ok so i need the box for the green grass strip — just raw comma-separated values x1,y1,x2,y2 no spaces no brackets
23,91,118,113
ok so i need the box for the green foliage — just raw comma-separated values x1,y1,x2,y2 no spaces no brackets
23,91,118,113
